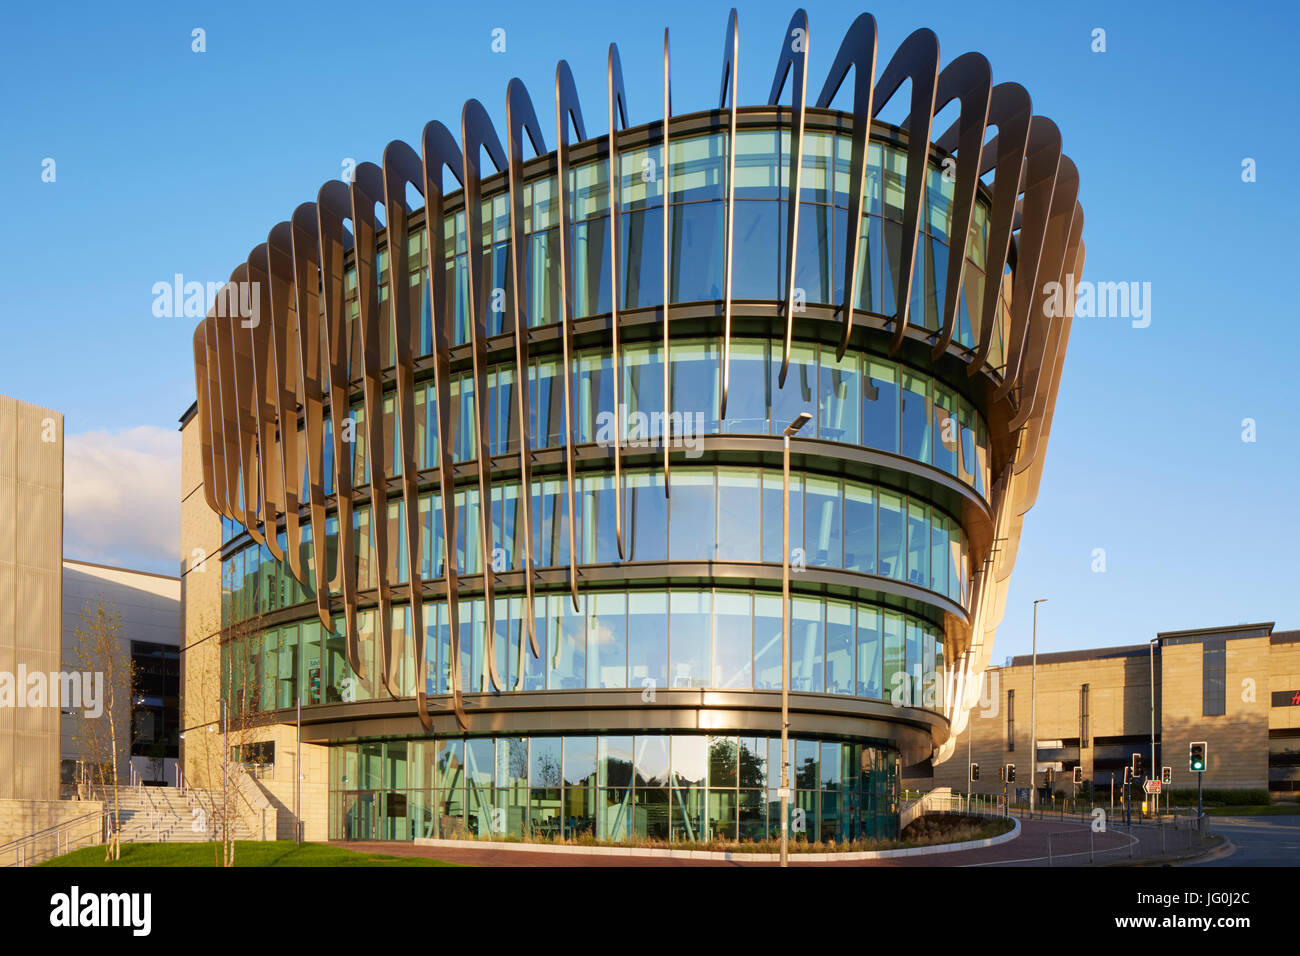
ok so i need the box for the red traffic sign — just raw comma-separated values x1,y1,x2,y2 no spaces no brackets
1143,778,1162,794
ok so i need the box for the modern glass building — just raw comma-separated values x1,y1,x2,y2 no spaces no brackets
183,8,1083,845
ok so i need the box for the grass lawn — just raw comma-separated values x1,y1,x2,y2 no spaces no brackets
40,841,458,867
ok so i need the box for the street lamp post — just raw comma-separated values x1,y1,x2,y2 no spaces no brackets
296,686,302,843
1149,638,1157,817
1029,598,1047,815
780,411,811,869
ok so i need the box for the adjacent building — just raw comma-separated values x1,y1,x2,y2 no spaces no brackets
0,394,63,803
0,392,182,852
180,10,1084,843
61,559,181,791
929,622,1300,798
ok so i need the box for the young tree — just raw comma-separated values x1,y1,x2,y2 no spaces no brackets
184,610,274,867
68,597,135,862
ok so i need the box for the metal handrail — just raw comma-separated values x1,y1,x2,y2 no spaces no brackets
1,809,105,867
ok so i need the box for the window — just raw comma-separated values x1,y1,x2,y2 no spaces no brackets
712,592,753,690
1203,639,1226,716
670,591,712,689
862,360,899,454
1006,689,1015,752
1080,684,1090,748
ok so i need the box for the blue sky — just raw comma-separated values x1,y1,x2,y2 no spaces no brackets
1,0,1296,659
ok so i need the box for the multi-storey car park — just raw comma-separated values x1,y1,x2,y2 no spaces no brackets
180,7,1083,844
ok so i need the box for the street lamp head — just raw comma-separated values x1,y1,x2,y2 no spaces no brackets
784,412,812,437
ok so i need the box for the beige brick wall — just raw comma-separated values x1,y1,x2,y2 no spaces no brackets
240,724,330,841
933,638,1278,795
0,798,102,849
932,652,1156,794
1269,642,1300,732
179,412,331,839
179,412,223,790
1161,637,1269,790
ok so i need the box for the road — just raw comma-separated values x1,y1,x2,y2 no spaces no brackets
1188,815,1300,867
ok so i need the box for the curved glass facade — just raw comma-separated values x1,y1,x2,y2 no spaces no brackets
205,120,1008,848
219,337,991,554
222,464,971,621
361,129,1007,366
328,733,900,845
222,588,945,713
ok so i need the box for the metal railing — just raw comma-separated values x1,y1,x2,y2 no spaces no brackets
0,810,105,867
900,787,1008,829
1041,810,1213,866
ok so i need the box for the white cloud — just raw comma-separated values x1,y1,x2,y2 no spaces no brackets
64,426,181,575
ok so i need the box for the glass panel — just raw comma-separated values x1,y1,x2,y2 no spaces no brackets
669,590,712,689
522,596,548,691
878,492,905,581
670,202,724,302
771,343,817,437
672,735,708,789
906,620,924,707
883,611,906,706
580,473,622,565
900,370,931,464
635,735,670,787
857,607,882,699
628,592,668,693
762,471,802,565
669,341,719,431
716,469,761,562
712,591,752,690
753,594,782,692
588,592,627,690
933,384,958,476
719,340,770,434
804,476,842,569
790,596,824,694
548,592,586,690
622,344,665,440
669,133,726,203
818,348,860,443
576,349,615,445
730,200,781,299
825,601,855,696
863,359,899,454
668,469,715,560
843,483,876,575
930,511,949,599
907,500,930,590
624,471,668,563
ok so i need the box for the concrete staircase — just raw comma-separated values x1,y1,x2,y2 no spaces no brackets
105,787,265,844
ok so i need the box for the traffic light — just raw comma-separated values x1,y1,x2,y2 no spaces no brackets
1161,766,1172,785
970,762,979,782
1005,763,1016,783
1189,741,1207,773
1131,752,1142,777
1123,766,1132,784
1073,766,1084,785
